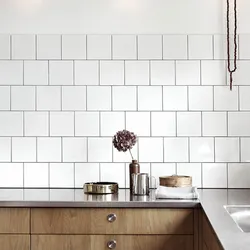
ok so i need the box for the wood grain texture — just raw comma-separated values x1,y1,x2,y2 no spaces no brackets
31,235,193,250
31,208,193,235
0,208,30,233
0,235,30,250
193,209,199,250
202,213,223,250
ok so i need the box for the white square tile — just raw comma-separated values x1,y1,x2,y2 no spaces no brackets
62,86,86,111
49,189,75,201
202,163,227,188
125,61,149,85
240,86,250,110
138,35,162,59
75,112,99,136
24,189,49,201
24,163,49,188
151,112,175,136
138,86,162,111
0,86,10,110
241,138,250,162
239,35,250,59
0,138,11,162
138,138,163,163
151,61,175,86
126,112,150,136
190,138,214,162
113,143,138,163
11,86,35,111
100,61,124,85
228,112,250,136
215,138,239,162
176,61,200,85
75,61,99,85
0,61,23,85
0,189,23,200
112,35,136,60
88,138,112,162
189,86,213,111
62,35,86,59
112,86,137,111
214,35,238,60
87,35,111,59
228,163,250,188
50,163,74,188
24,112,49,136
37,86,61,111
100,112,125,136
0,112,23,136
164,138,189,162
75,163,99,188
50,112,74,136
202,112,227,136
100,163,125,188
24,61,48,86
163,86,188,111
163,35,187,59
37,35,61,59
234,61,250,86
63,138,87,162
201,61,226,85
87,86,111,111
151,163,176,187
188,35,213,59
177,163,202,187
0,163,23,188
214,86,238,111
0,35,10,59
177,112,201,136
12,35,36,59
37,138,61,162
12,137,36,162
49,61,73,85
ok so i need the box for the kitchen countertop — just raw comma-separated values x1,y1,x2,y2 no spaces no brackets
0,188,249,250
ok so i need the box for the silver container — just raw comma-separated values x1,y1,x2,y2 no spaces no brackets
131,173,150,196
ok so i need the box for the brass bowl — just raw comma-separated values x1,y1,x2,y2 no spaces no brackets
83,182,119,194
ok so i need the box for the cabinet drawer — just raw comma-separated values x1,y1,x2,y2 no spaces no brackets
31,208,193,234
31,235,193,250
0,208,30,233
0,235,30,250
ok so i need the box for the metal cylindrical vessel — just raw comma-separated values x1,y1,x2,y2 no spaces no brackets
131,173,149,196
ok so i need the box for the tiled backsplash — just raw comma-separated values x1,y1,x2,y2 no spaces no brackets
0,34,250,189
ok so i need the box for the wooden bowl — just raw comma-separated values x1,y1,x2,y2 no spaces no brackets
159,175,192,187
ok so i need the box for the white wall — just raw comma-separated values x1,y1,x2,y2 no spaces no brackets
0,0,249,189
0,0,248,34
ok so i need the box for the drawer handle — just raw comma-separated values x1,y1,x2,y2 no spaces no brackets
107,213,117,222
107,240,117,249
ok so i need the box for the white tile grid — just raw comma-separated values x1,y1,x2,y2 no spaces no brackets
1,34,250,188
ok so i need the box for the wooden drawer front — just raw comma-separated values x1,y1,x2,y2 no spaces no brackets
31,208,193,235
0,235,30,250
0,208,30,233
32,235,193,250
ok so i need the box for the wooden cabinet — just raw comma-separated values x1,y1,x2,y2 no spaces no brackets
0,207,197,250
202,213,223,250
31,235,193,250
31,208,193,234
0,208,30,250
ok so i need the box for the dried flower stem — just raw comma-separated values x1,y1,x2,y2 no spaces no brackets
129,149,134,160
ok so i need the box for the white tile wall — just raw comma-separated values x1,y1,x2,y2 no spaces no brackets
0,33,249,188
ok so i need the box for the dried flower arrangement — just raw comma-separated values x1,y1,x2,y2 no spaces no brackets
112,130,137,160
